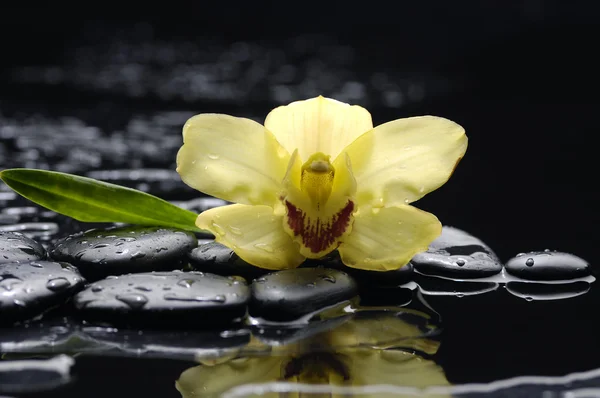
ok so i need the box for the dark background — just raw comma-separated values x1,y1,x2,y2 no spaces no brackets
1,2,599,396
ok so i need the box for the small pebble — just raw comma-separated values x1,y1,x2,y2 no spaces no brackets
505,251,590,280
250,268,358,321
74,271,249,328
0,231,46,264
0,261,85,324
50,226,197,281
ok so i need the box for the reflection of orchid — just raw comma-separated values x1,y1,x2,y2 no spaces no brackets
177,96,467,271
175,310,449,398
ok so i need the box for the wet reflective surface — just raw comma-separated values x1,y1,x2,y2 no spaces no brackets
1,6,599,397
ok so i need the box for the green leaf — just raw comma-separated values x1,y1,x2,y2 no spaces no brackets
0,168,203,232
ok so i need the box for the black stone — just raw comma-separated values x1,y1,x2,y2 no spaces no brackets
73,271,249,328
50,226,197,282
506,281,591,301
188,241,269,280
250,268,358,321
411,226,502,278
0,261,85,324
0,231,46,264
304,250,414,286
505,251,590,281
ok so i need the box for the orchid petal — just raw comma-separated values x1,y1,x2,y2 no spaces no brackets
265,96,373,162
196,204,305,270
341,116,467,207
177,114,290,206
339,205,441,271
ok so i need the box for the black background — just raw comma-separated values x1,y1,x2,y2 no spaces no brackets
1,1,599,397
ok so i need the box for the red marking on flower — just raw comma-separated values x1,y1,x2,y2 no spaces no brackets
285,200,354,254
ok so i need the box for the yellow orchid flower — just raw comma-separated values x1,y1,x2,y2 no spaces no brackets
176,96,467,271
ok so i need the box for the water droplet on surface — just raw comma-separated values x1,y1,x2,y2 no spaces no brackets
319,274,336,283
207,153,220,160
227,225,243,236
155,247,168,253
135,286,152,292
210,222,226,236
93,243,109,249
16,244,36,255
516,253,525,257
525,296,534,302
46,277,71,291
306,282,316,288
526,258,535,267
116,293,149,309
163,293,226,303
177,279,194,288
456,259,466,267
29,261,44,268
91,285,104,292
254,243,273,253
254,277,266,283
13,298,26,307
131,251,146,260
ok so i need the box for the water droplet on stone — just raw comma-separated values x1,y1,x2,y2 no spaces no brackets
163,293,226,303
116,293,148,309
254,243,273,253
177,279,194,288
516,253,525,257
319,274,336,283
456,259,466,267
525,296,534,302
46,277,71,291
135,286,152,292
29,261,44,268
207,153,220,160
13,298,26,307
91,285,103,292
526,258,535,267
16,245,36,255
155,247,168,253
93,243,109,249
131,251,146,260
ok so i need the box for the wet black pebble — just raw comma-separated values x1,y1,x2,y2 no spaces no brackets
250,268,358,321
303,250,414,286
0,261,85,324
188,241,270,280
505,251,590,280
411,226,502,278
74,271,249,328
0,231,46,264
50,226,197,282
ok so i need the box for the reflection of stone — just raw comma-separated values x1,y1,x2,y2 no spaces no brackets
506,281,591,301
176,308,448,397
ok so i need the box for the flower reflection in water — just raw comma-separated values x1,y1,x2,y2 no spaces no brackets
176,305,449,398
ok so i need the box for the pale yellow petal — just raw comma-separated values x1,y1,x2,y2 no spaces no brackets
341,116,467,207
176,114,290,206
338,205,441,271
264,96,373,162
196,204,305,270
